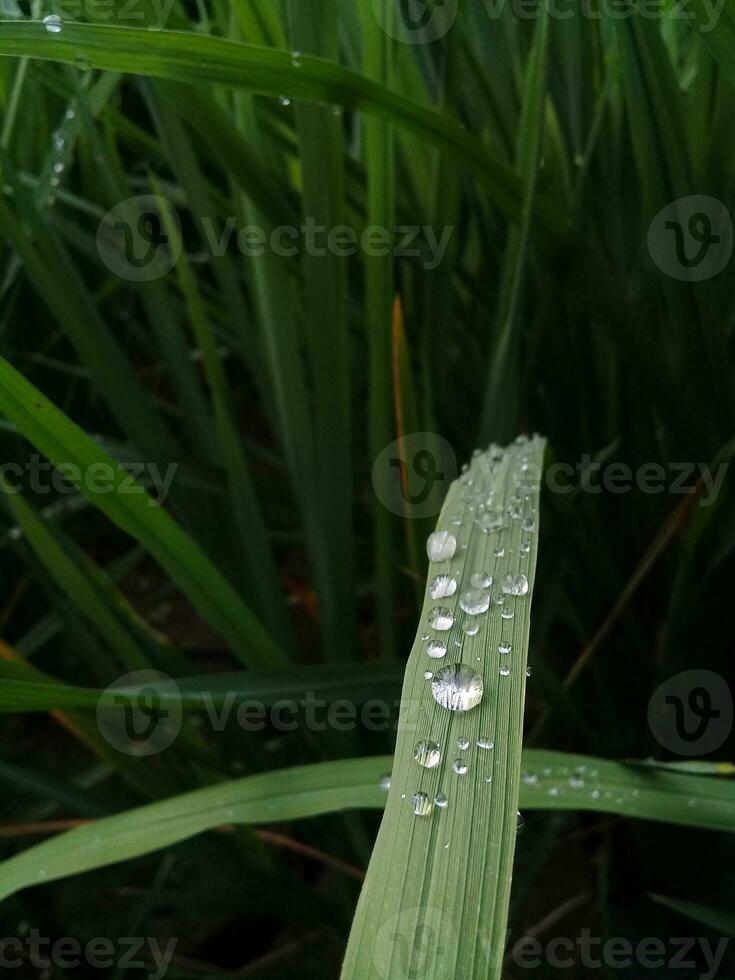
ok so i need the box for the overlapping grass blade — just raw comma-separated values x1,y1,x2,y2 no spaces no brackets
0,355,285,667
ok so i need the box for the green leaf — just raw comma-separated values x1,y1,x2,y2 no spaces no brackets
342,437,545,979
0,354,285,668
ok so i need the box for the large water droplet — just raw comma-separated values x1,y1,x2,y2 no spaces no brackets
502,573,529,596
426,531,457,562
431,664,484,712
430,573,457,599
413,739,441,768
470,571,492,589
428,607,453,631
43,14,63,32
459,589,490,616
412,791,433,816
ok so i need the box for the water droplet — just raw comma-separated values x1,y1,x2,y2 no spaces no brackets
430,573,457,599
457,735,470,750
494,594,505,606
516,811,525,835
278,95,291,106
521,517,536,533
494,545,505,558
522,773,538,786
74,53,90,71
477,737,494,750
526,666,533,678
291,50,302,67
470,572,492,589
53,161,65,174
484,775,493,783
426,638,447,659
499,665,511,677
502,573,529,596
591,789,600,800
434,793,448,809
65,108,75,120
501,609,515,620
428,607,453,631
480,510,504,533
42,14,63,33
431,663,484,712
379,773,391,791
520,540,531,554
426,531,457,562
413,739,441,769
498,641,512,655
459,589,490,616
462,619,479,636
38,869,48,879
548,786,560,797
412,791,433,816
452,759,468,775
569,775,584,790
424,669,434,680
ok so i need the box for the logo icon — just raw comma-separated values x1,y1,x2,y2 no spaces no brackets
648,195,732,281
373,433,457,518
373,906,457,979
97,670,182,756
372,0,458,44
97,195,181,282
648,670,732,756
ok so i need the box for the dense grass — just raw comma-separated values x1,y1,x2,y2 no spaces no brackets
0,0,734,977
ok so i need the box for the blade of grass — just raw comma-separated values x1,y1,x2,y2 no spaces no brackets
0,355,286,667
343,437,545,979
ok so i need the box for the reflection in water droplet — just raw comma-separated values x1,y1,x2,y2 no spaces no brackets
431,664,484,712
502,573,529,596
459,589,490,616
412,791,433,816
413,739,441,769
428,607,453,631
430,573,457,599
426,638,447,659
43,14,63,32
426,531,457,562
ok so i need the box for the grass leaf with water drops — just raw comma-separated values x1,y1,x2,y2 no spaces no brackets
342,437,545,979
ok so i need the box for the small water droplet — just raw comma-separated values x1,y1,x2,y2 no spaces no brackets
291,50,302,67
459,589,490,616
431,664,484,712
548,786,560,797
452,759,468,775
379,773,391,791
278,95,291,106
426,531,456,562
457,735,470,750
521,517,536,533
569,775,584,789
434,793,448,809
424,669,434,680
502,573,529,596
462,619,479,636
498,641,512,654
426,638,447,659
484,775,493,783
494,545,505,558
520,540,531,554
477,737,494,750
470,572,492,589
522,773,538,786
480,510,504,533
428,607,453,631
413,739,442,769
501,609,515,620
591,789,600,800
412,791,433,816
42,14,63,32
526,666,533,678
516,811,525,835
499,665,511,677
429,573,457,599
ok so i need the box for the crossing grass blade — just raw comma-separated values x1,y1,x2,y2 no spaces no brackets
342,437,546,979
0,747,732,903
0,355,286,668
